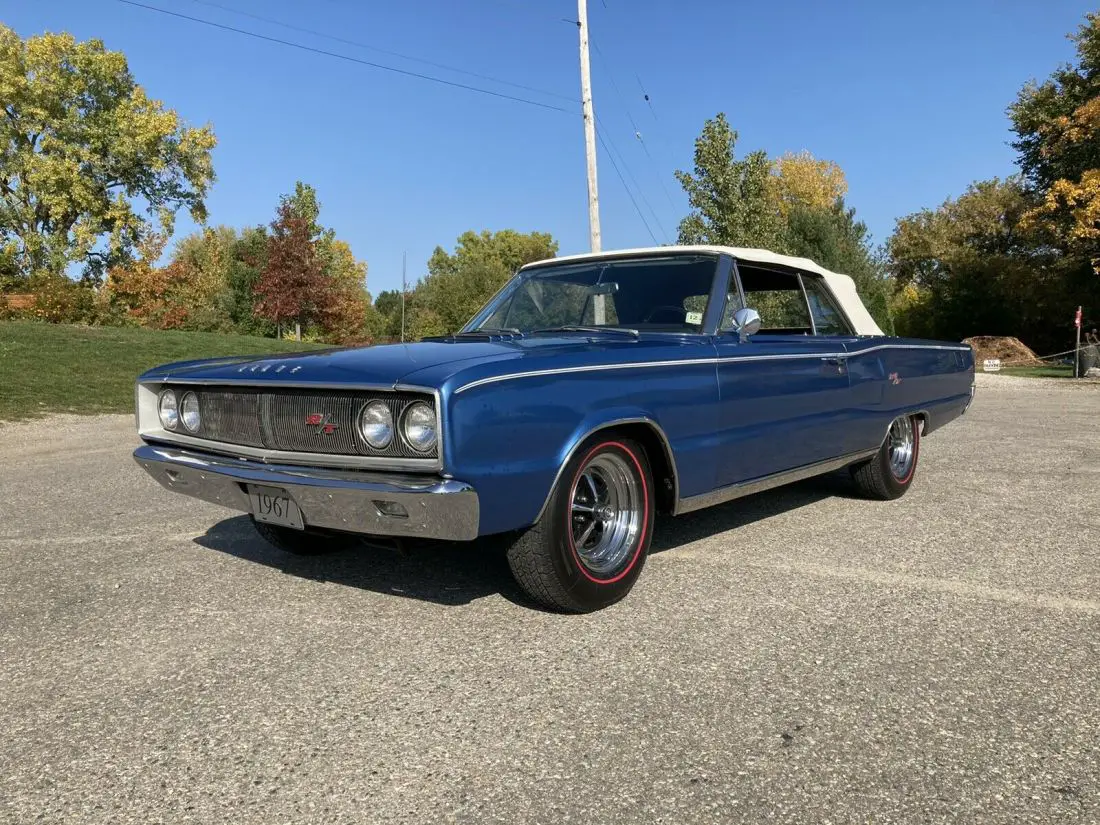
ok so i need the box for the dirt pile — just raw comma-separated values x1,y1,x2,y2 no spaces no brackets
0,293,33,310
962,336,1042,366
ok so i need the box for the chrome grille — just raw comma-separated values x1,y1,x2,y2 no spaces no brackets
171,386,436,459
199,392,264,448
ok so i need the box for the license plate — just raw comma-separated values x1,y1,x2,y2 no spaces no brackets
247,485,305,530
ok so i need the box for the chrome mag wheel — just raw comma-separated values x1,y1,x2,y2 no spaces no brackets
887,416,916,480
569,451,644,576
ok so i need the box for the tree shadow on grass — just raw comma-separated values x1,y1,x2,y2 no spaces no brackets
193,471,858,610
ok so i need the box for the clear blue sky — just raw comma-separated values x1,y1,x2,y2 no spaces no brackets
4,0,1096,294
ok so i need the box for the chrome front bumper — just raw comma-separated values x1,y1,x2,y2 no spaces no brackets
133,444,479,541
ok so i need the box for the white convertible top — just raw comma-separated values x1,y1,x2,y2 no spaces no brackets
523,245,886,336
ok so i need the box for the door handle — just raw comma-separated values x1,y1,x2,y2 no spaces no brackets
821,356,847,375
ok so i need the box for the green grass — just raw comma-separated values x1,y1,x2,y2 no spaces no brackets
0,321,327,421
997,364,1075,379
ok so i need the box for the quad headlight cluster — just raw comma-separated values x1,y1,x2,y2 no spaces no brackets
356,400,437,453
157,389,201,433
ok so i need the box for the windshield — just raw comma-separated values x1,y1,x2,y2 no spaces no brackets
465,255,719,334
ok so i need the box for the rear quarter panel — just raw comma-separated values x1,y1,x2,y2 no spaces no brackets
845,337,975,453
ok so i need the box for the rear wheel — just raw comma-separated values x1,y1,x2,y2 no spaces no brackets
850,414,921,500
505,436,654,613
249,517,359,555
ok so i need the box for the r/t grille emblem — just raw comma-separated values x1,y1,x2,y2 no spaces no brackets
306,413,339,434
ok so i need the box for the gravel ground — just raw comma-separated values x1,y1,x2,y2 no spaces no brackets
1,383,1098,824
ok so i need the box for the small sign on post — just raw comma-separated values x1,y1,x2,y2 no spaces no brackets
1075,305,1082,378
983,358,1002,372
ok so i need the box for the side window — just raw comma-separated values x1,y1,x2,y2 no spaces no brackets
801,276,853,336
732,264,812,333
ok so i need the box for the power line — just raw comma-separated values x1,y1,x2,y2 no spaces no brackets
591,41,679,214
115,0,575,114
117,0,662,244
591,2,682,220
596,116,669,244
185,0,577,104
596,131,658,246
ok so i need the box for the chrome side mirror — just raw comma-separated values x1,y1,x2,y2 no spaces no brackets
730,307,761,342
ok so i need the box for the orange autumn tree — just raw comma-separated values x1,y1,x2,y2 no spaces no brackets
104,233,194,327
253,183,370,342
253,200,327,338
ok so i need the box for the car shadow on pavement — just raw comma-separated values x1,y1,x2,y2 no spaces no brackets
193,471,858,609
194,515,528,608
649,469,858,554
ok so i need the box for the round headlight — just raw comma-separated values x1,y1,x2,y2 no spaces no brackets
180,392,201,433
402,402,437,453
358,401,393,449
158,390,178,430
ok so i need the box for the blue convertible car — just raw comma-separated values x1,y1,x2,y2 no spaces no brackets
134,246,975,612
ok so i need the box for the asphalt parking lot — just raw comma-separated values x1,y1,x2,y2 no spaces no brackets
1,374,1098,824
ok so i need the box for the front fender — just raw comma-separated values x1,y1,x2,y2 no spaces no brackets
531,407,680,521
442,366,720,536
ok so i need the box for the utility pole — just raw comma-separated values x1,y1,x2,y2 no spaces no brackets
400,251,407,343
577,0,601,254
576,0,605,323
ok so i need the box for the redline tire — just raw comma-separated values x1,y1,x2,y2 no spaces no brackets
505,436,655,613
850,414,921,500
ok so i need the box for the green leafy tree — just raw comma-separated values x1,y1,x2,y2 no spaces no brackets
0,25,216,282
675,113,785,250
787,201,893,333
224,226,272,336
368,289,404,340
887,12,1100,351
414,229,558,333
886,179,1068,348
374,289,401,318
320,238,369,342
676,113,889,327
166,225,237,331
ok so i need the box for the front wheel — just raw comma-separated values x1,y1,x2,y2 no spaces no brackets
850,414,921,500
505,436,655,613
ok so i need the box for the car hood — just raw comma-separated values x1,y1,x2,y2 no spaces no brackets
138,334,709,389
138,340,526,386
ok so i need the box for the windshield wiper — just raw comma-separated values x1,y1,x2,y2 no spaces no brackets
530,325,639,338
422,327,524,342
454,327,524,337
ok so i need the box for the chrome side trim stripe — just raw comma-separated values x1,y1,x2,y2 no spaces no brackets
674,448,878,515
457,358,719,393
454,343,972,394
